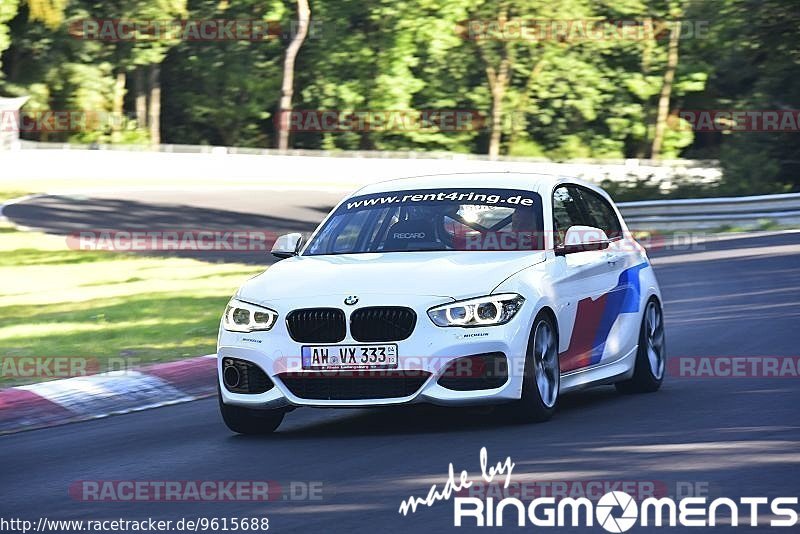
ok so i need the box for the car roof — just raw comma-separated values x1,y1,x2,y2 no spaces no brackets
353,172,600,198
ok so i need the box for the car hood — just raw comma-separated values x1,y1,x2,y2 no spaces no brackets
238,251,546,302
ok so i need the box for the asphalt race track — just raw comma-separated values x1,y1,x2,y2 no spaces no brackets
2,190,344,264
2,190,799,533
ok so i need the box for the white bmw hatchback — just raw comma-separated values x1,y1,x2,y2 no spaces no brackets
217,173,666,434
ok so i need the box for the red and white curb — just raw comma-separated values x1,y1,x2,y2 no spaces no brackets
0,355,218,435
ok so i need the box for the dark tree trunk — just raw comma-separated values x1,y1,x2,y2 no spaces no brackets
148,64,161,146
111,69,126,143
651,20,681,159
135,69,147,128
276,0,311,151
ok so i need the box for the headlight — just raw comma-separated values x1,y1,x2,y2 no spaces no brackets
427,294,525,327
222,298,278,332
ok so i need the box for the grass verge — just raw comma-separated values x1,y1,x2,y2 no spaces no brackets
0,190,34,204
0,222,262,386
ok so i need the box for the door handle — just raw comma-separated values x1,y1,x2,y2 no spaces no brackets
605,253,619,266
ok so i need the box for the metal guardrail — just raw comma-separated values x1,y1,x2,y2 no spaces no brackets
619,192,800,230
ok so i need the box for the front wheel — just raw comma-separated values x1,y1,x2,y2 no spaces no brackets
218,386,284,434
616,297,666,394
507,312,560,423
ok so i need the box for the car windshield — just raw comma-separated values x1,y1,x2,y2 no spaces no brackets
304,188,544,255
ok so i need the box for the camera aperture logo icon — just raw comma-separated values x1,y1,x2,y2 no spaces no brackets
596,491,639,533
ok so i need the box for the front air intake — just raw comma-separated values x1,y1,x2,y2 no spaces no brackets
278,371,431,400
436,353,509,391
222,357,273,394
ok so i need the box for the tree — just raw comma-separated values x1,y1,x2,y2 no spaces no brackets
1,0,796,198
683,0,800,192
276,0,310,151
650,1,686,158
160,0,286,147
0,0,19,74
97,0,188,145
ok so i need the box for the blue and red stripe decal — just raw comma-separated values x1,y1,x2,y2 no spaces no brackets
560,262,648,372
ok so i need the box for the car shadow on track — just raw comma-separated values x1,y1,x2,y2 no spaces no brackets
230,386,627,440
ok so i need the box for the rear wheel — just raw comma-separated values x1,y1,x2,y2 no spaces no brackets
616,298,666,394
218,386,284,434
507,312,560,423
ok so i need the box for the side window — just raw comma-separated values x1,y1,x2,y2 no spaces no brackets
577,189,622,239
552,186,586,246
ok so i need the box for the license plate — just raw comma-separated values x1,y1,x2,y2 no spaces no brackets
301,344,398,370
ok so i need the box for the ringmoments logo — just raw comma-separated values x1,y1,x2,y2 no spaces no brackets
399,448,800,530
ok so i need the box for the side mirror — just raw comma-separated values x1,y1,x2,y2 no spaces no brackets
271,232,304,259
555,225,610,256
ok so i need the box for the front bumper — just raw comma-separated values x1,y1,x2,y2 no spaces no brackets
217,294,532,409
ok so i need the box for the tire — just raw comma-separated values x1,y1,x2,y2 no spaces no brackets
615,297,666,394
507,312,560,423
218,385,285,434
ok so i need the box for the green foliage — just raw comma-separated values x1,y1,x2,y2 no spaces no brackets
0,0,19,72
160,0,284,147
601,174,720,202
0,0,796,195
682,0,800,192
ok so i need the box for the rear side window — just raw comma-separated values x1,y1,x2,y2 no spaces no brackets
552,186,587,246
576,188,622,239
